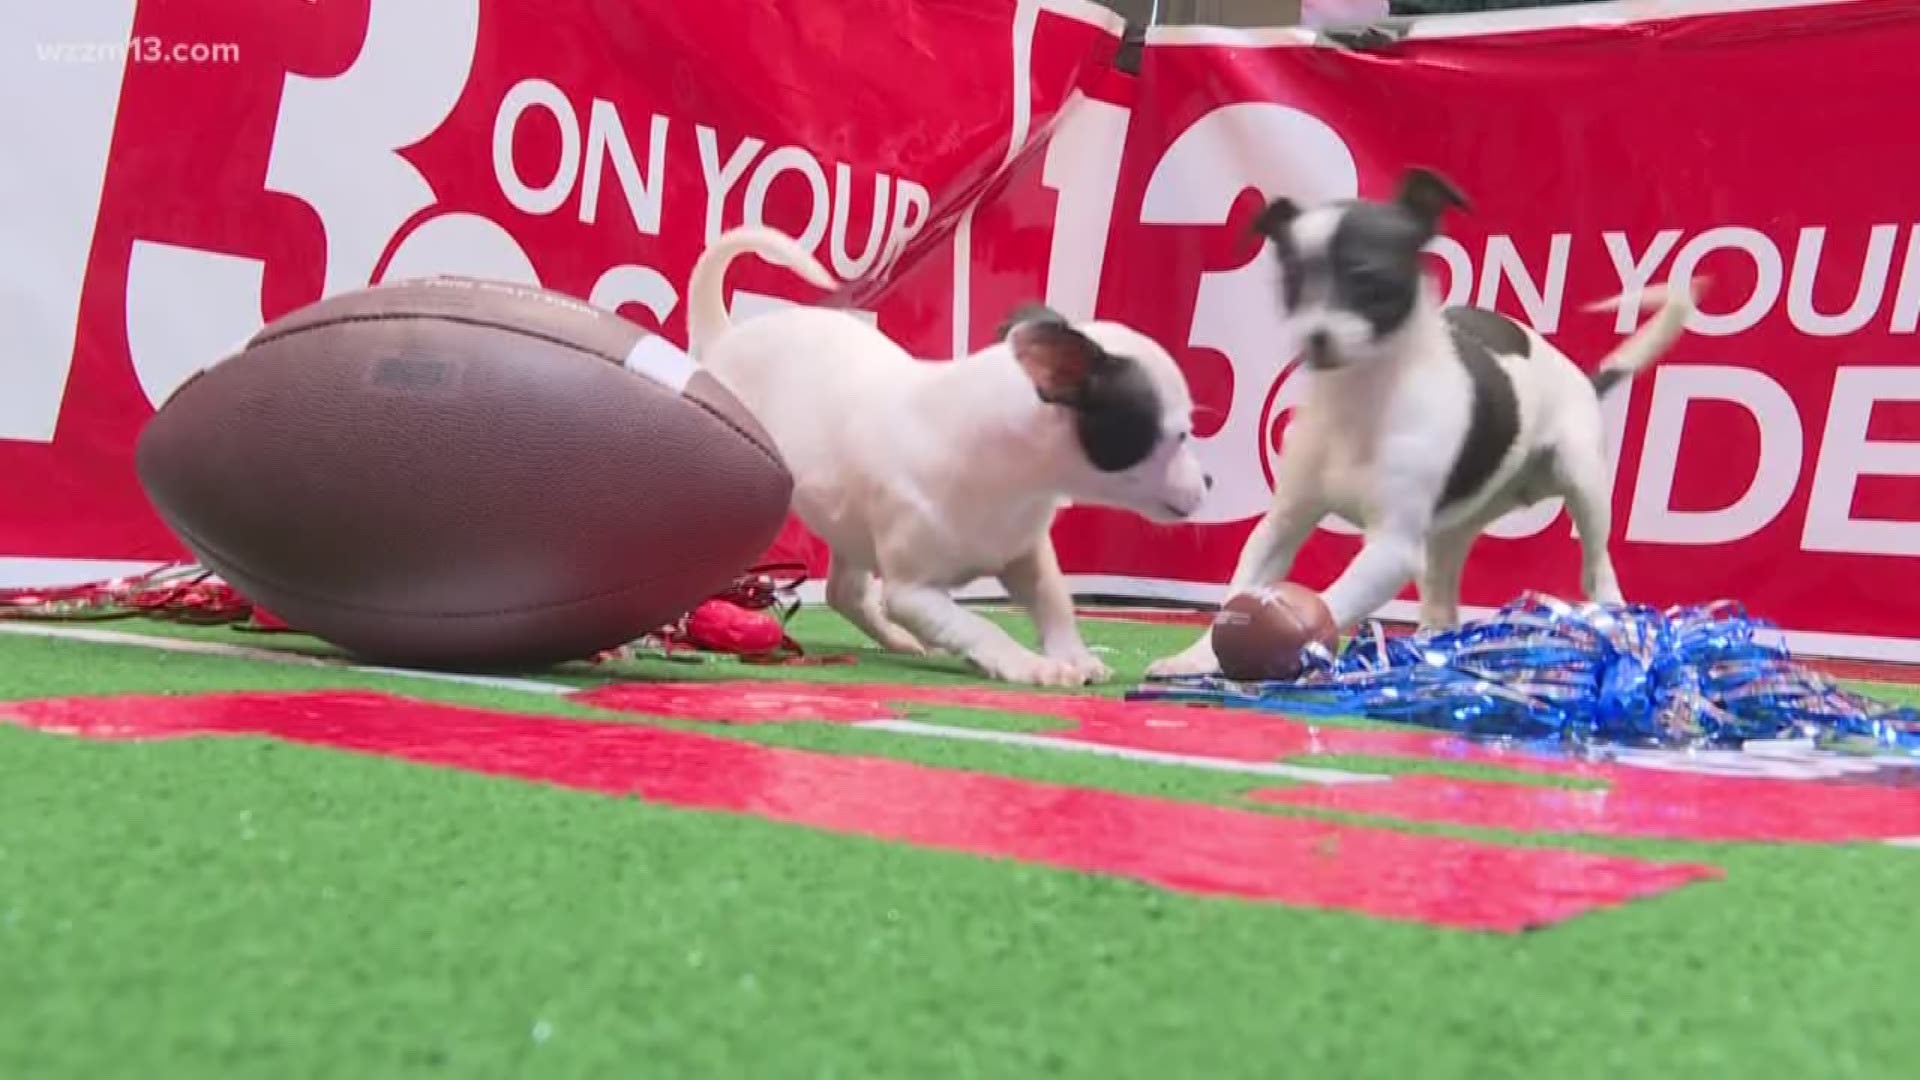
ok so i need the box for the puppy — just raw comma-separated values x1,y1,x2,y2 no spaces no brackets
1148,167,1697,678
685,226,1211,686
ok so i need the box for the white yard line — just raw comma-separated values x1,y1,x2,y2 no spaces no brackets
856,719,1388,785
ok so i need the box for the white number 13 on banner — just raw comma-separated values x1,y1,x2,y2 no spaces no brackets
1,2,138,443
1,0,491,443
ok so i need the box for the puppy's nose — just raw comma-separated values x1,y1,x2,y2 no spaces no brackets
1307,330,1331,353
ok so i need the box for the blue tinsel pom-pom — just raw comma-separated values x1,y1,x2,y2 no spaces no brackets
1127,592,1920,755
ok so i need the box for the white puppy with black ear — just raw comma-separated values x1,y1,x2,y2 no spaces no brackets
1148,167,1697,679
686,226,1211,687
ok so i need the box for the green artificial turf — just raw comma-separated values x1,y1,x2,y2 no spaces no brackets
1,615,1918,1079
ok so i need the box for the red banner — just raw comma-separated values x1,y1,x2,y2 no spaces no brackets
1,0,1119,577
8,0,1920,661
1045,0,1920,660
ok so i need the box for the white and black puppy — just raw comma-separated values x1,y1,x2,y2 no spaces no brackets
686,226,1211,687
1148,168,1697,679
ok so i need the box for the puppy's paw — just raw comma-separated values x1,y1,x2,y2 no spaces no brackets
973,646,1092,688
1049,647,1113,685
875,627,929,656
1031,656,1102,688
1144,640,1220,680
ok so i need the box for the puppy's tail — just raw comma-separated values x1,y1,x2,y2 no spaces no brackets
685,225,838,355
1581,274,1701,396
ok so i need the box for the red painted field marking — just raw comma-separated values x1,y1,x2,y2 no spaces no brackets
0,691,1716,932
576,682,1920,844
1248,770,1920,844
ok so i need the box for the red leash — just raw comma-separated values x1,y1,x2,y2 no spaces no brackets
608,561,853,665
0,561,850,665
0,564,271,627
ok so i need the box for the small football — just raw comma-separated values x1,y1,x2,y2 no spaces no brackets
1210,581,1340,682
135,276,793,669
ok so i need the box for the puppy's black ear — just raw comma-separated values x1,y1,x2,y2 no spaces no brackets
1396,168,1469,234
996,302,1069,341
1008,319,1104,408
1251,197,1300,240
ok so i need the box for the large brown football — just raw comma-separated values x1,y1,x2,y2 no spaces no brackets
135,276,792,669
